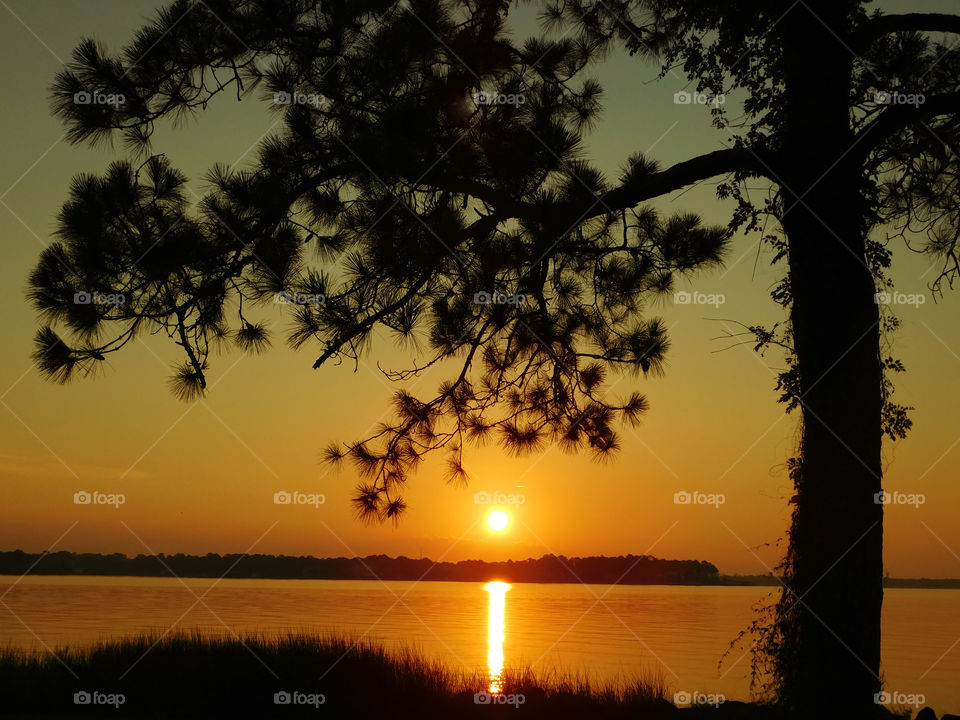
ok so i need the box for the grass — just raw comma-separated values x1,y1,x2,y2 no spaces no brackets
0,631,786,719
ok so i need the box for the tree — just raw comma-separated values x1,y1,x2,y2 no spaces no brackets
29,0,960,715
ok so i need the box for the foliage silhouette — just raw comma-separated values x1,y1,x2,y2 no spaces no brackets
33,0,727,525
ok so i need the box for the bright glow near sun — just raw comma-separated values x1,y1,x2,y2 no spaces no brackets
487,510,509,532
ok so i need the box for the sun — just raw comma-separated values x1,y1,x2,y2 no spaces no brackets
487,510,509,532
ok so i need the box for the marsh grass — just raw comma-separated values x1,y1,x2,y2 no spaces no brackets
0,631,780,718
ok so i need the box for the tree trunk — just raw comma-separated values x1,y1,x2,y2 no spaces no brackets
777,2,884,716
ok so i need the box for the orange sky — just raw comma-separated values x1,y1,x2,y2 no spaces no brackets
1,0,959,578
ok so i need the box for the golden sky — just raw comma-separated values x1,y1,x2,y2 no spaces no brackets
1,0,958,577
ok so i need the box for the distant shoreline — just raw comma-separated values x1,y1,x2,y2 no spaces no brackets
1,550,957,588
0,549,721,585
720,575,960,589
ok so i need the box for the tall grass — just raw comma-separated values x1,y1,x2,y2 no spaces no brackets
0,631,781,718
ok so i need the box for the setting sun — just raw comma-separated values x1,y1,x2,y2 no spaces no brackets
487,511,509,532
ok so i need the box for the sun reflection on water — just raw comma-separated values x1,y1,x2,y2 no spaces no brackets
484,581,510,694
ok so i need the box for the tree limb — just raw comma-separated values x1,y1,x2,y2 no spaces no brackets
857,13,960,49
852,91,960,163
587,148,760,219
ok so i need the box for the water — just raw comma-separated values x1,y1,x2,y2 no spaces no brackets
1,576,957,712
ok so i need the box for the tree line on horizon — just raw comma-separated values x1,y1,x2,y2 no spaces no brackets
0,549,720,584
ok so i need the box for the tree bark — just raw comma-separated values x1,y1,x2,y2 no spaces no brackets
777,2,884,715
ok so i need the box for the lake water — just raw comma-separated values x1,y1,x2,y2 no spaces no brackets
1,576,957,712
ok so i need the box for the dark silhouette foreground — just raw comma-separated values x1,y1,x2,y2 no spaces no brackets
0,632,784,719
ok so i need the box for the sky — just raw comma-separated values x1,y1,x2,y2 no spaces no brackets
0,0,958,577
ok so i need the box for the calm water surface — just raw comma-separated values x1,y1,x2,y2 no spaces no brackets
1,576,957,712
